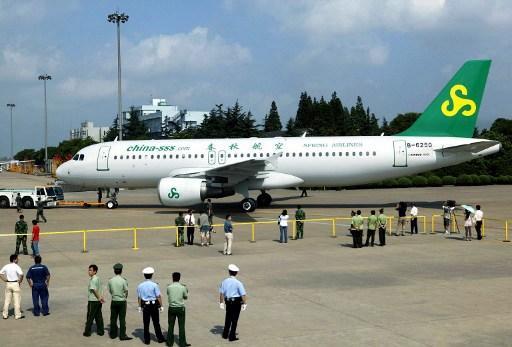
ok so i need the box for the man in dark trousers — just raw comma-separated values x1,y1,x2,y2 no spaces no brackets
15,193,22,213
219,264,247,342
26,255,51,316
83,264,105,337
15,215,29,255
97,188,103,204
378,208,387,246
107,263,132,341
36,197,47,223
137,267,165,345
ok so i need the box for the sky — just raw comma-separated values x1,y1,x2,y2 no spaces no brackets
1,0,512,158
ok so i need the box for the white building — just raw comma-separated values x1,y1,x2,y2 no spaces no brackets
70,121,109,142
124,98,208,138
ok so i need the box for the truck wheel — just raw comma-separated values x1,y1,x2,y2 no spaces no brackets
22,197,34,209
0,196,9,208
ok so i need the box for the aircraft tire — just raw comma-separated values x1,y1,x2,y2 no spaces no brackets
106,200,116,209
241,198,257,212
0,196,9,208
22,197,34,209
256,193,272,207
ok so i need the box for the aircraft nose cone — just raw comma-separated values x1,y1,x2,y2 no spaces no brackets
56,163,66,179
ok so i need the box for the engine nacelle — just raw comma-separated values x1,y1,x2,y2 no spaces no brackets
158,177,234,207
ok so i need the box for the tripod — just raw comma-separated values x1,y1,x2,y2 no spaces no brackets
450,210,461,234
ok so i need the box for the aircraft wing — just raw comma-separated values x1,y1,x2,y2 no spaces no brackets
169,153,281,184
436,140,500,154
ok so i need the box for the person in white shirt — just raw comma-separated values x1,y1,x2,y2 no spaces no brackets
410,203,418,234
278,210,289,243
0,254,25,319
475,205,484,240
184,209,196,245
463,209,475,241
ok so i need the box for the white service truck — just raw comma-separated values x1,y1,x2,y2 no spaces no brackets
0,186,63,209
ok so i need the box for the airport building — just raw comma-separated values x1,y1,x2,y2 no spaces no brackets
123,98,208,138
70,121,109,142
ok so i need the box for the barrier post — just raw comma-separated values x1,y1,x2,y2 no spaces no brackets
132,228,139,250
387,217,393,236
82,229,88,253
331,218,336,238
292,220,297,240
482,219,485,238
430,215,436,234
176,227,179,247
250,223,256,243
504,220,510,242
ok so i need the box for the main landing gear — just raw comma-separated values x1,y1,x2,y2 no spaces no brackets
239,191,272,212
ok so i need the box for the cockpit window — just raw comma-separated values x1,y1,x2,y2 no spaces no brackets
73,155,79,161
79,154,85,161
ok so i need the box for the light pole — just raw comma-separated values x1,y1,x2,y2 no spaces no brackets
6,103,15,159
38,74,51,171
107,11,129,141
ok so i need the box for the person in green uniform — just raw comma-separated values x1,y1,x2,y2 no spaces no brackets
175,212,186,247
352,210,364,248
294,205,306,239
14,215,29,255
378,208,387,246
365,210,378,247
166,272,190,347
108,263,132,341
83,264,105,337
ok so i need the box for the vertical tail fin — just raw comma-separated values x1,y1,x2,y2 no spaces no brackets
398,60,491,137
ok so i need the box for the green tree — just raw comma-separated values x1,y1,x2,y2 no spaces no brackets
124,107,149,140
264,101,282,132
387,112,420,134
295,92,313,131
103,116,119,142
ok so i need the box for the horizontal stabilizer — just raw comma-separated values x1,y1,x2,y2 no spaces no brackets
435,140,500,154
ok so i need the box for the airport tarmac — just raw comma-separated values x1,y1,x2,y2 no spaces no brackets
1,171,512,346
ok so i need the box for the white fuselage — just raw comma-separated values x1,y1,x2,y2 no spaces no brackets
56,136,500,190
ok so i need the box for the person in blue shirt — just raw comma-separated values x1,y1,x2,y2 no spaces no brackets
219,264,247,342
26,255,50,316
137,267,165,345
223,214,233,255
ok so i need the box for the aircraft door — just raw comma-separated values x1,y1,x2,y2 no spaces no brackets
97,146,111,171
218,150,226,165
208,151,216,165
393,140,407,167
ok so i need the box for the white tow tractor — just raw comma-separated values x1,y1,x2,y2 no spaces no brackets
0,186,63,209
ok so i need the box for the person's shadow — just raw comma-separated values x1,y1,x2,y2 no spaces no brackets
132,328,164,343
210,325,224,336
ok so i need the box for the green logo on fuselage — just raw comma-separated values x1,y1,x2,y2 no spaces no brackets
168,188,180,199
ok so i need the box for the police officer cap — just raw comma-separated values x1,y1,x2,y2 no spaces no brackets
228,264,239,272
113,263,123,270
142,267,155,274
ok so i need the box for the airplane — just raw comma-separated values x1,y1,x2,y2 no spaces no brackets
56,60,501,211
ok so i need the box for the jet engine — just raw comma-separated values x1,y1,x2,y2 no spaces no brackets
158,177,234,206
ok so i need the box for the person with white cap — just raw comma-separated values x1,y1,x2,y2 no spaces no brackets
219,264,247,342
137,267,165,345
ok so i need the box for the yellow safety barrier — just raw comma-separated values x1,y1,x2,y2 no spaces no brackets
0,214,509,252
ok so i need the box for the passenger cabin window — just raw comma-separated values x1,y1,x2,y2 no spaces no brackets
139,155,142,159
151,155,154,159
373,151,376,156
305,152,309,157
114,156,117,160
163,154,166,159
120,155,124,160
156,155,160,159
